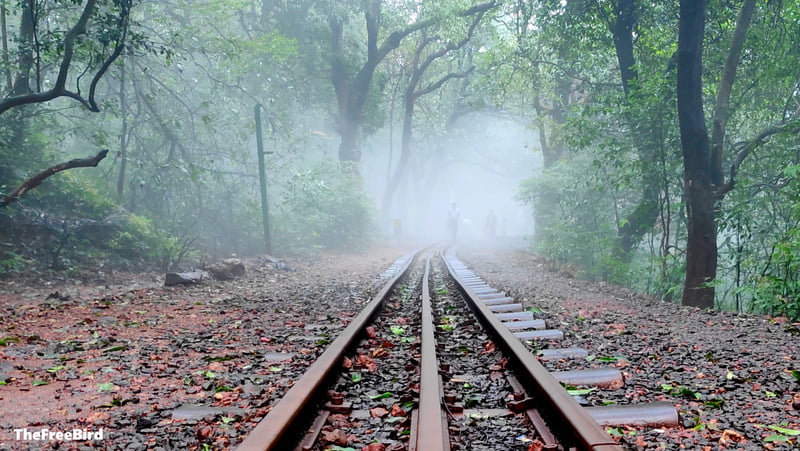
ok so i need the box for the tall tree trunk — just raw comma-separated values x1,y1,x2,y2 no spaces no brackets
1,0,11,91
117,55,128,199
612,0,661,257
1,1,35,184
380,86,414,231
677,0,716,308
12,0,34,96
531,50,570,246
531,93,565,247
710,0,756,186
328,8,372,168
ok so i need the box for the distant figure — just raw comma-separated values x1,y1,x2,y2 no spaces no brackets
447,202,460,240
484,210,497,239
393,218,403,237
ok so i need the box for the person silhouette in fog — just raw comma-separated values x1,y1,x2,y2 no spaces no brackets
484,209,497,239
448,202,460,240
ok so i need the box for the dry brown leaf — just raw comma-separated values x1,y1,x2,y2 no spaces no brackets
390,403,405,417
719,429,745,444
322,428,349,446
363,443,386,451
370,406,389,418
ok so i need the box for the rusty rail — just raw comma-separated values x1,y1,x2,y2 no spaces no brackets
442,249,623,451
236,252,417,451
414,257,450,451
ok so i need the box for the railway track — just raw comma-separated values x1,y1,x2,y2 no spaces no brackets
236,247,678,450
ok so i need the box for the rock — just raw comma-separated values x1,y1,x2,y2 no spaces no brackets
206,258,246,280
0,361,14,382
164,271,210,286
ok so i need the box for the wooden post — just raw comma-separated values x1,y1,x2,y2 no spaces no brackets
254,104,271,254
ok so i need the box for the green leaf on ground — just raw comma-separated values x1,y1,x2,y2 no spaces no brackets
566,387,595,396
0,337,20,346
765,434,789,443
769,425,800,436
390,326,405,335
368,391,393,400
97,382,116,392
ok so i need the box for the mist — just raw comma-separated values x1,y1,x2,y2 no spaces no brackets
362,113,541,242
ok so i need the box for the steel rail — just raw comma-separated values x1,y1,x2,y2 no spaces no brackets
236,251,418,451
415,257,450,451
442,249,623,451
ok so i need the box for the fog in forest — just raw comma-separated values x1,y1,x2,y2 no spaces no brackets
362,114,540,241
4,0,799,318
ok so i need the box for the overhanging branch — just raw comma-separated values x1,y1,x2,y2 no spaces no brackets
0,0,130,116
1,149,109,207
716,118,800,198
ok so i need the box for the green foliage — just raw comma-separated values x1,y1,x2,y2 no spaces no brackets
0,252,32,274
273,161,375,255
0,171,182,272
746,228,800,321
517,158,628,283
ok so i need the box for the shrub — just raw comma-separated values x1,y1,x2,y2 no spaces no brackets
273,162,376,254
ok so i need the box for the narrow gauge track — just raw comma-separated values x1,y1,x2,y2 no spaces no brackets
236,247,677,451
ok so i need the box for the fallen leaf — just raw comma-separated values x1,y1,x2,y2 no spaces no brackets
719,429,745,444
328,414,353,428
356,354,378,372
607,379,624,390
390,404,405,417
207,361,225,372
370,407,389,418
322,428,349,446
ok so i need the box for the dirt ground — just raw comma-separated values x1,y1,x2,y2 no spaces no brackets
0,240,798,450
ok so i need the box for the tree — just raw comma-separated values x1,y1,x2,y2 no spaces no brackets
381,3,491,228
677,0,717,308
608,0,664,257
0,0,131,115
0,0,132,202
327,0,495,171
675,0,800,308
